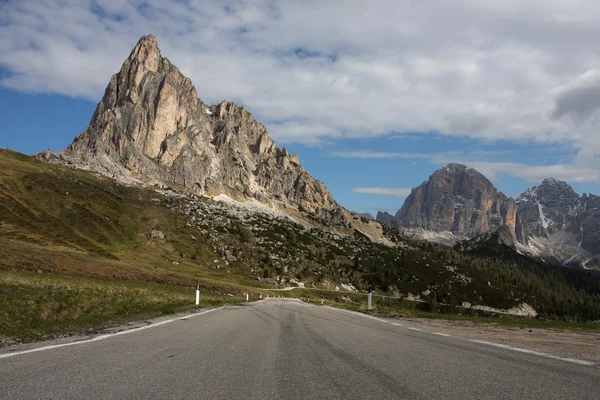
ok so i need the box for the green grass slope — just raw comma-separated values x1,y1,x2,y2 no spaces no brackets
2,149,600,344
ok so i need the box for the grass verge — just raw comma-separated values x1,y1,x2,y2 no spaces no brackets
0,270,246,346
285,288,600,332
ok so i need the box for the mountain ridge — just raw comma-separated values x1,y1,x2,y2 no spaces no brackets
378,163,600,269
390,162,517,237
45,35,346,226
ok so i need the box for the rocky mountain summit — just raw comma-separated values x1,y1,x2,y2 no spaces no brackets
50,35,342,223
516,178,581,242
381,163,517,238
378,165,600,269
516,180,600,268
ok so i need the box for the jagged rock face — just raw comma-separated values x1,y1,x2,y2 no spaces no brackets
457,224,517,252
393,163,517,237
516,178,580,239
360,212,374,220
61,35,339,219
493,224,518,247
376,211,394,224
515,180,600,267
579,194,600,255
378,163,599,269
376,211,401,230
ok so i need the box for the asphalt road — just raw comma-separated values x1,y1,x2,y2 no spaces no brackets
1,299,599,399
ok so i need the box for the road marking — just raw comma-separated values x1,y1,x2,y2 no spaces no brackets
469,340,595,366
324,306,387,322
0,307,225,360
285,303,595,367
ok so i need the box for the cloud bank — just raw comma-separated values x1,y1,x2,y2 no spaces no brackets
1,0,599,179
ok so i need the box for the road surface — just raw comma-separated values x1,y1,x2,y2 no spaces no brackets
1,299,598,399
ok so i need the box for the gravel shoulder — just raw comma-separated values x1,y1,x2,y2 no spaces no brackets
396,316,600,362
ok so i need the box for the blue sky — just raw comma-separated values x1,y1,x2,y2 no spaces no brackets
2,83,598,216
1,1,600,217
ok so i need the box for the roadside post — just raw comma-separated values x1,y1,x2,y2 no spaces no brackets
367,288,372,310
196,284,200,305
321,297,324,305
246,292,249,302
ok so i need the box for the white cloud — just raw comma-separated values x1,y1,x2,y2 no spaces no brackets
551,69,600,122
0,0,599,162
352,188,412,198
465,162,600,183
333,149,600,183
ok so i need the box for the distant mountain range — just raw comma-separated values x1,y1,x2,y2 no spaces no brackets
35,35,599,271
377,163,600,269
18,34,600,319
41,35,347,224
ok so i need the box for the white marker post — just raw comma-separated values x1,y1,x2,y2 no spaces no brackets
195,284,200,305
246,292,249,302
321,297,324,305
367,291,372,310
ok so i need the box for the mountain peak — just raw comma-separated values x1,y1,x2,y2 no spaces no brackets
392,164,516,237
433,163,482,179
128,34,161,72
541,177,568,187
136,34,159,47
58,34,342,222
436,162,469,172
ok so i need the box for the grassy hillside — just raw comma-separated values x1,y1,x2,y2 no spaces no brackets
0,149,267,344
2,149,600,344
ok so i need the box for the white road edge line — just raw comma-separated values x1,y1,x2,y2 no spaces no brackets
469,339,595,366
0,307,225,360
324,305,594,366
323,306,388,323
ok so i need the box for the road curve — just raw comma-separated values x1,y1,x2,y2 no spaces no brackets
1,299,598,399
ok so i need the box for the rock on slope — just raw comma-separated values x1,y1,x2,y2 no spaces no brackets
456,224,517,252
392,163,517,238
54,35,341,222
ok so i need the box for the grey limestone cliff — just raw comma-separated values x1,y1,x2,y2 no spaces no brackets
58,35,340,221
393,163,517,238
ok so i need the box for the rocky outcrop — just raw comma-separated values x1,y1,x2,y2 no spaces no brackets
516,181,600,267
392,163,517,238
358,212,374,220
381,165,600,269
457,224,517,251
56,35,340,221
579,194,600,256
376,211,394,225
516,178,580,239
376,211,401,230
